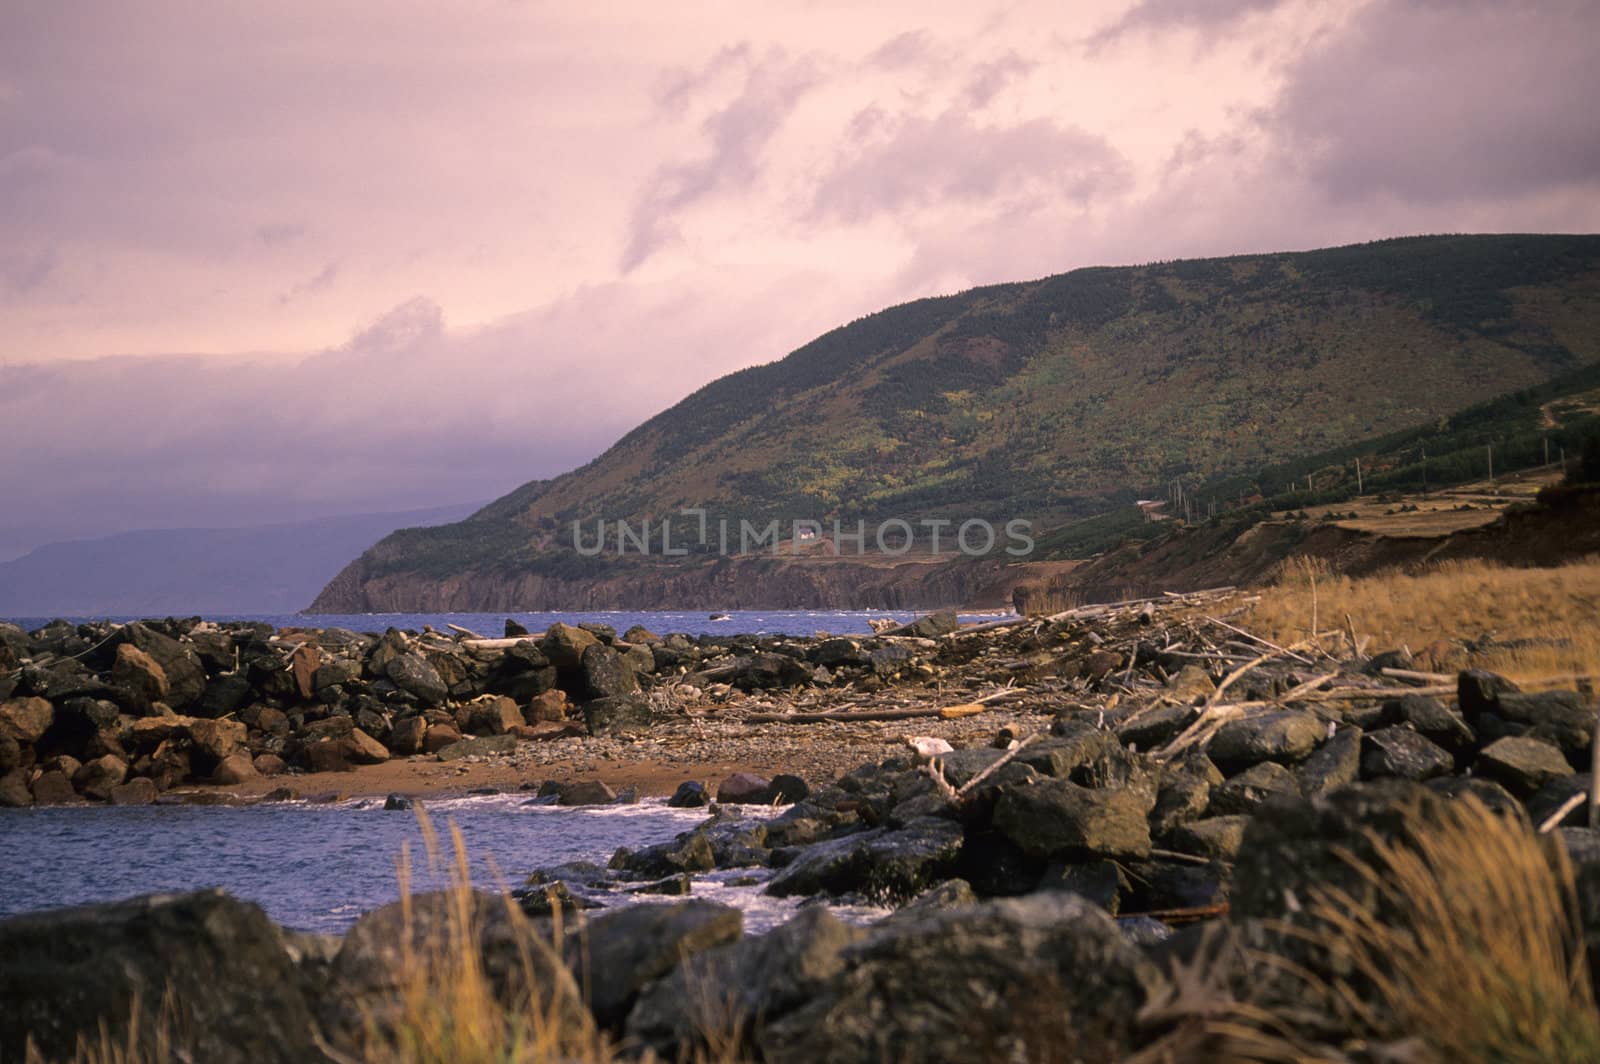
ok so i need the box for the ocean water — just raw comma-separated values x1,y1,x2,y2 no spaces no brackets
0,795,886,935
4,608,1009,638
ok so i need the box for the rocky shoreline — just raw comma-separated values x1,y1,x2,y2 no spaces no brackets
5,596,1600,1059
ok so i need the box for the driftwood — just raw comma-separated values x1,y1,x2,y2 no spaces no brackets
1202,616,1313,666
462,635,545,651
447,623,486,639
746,688,1020,725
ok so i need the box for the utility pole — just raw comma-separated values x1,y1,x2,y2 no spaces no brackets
1355,457,1363,495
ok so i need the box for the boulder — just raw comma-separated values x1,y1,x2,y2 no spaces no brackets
422,723,463,753
212,751,259,785
667,780,710,808
759,893,1151,1064
1457,669,1521,720
289,643,321,701
565,900,744,1029
1207,710,1324,772
583,694,654,736
73,754,129,800
525,688,569,723
0,769,32,807
253,754,287,777
541,622,600,673
766,818,966,901
0,734,19,774
1495,690,1594,753
992,777,1151,859
109,777,159,805
31,769,79,804
1208,761,1300,816
0,890,324,1064
1165,815,1251,862
580,643,639,700
1359,726,1454,781
1475,736,1574,797
384,653,447,706
466,695,524,736
558,780,616,806
1387,695,1474,759
187,718,247,775
0,696,54,744
387,714,427,755
320,890,586,1054
1117,702,1198,750
893,610,959,638
110,643,169,710
625,906,866,1059
717,772,773,804
115,623,206,710
1296,725,1362,796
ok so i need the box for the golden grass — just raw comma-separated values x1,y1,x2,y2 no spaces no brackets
353,807,613,1064
1137,796,1600,1063
1244,555,1600,685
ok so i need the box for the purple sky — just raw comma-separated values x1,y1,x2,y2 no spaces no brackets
2,0,1598,558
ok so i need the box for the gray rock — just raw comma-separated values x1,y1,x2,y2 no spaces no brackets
583,693,655,736
1208,761,1300,816
0,890,326,1064
1457,669,1520,720
625,905,866,1058
116,624,206,710
1296,725,1362,796
766,818,965,901
384,653,447,706
1116,703,1197,750
1360,726,1454,781
1527,773,1593,830
580,643,639,700
667,780,710,808
1165,815,1251,862
567,900,743,1029
559,780,617,806
992,777,1151,859
1207,710,1324,772
759,893,1152,1064
1475,736,1574,797
321,890,586,1052
1496,691,1594,753
1388,695,1474,758
717,772,773,803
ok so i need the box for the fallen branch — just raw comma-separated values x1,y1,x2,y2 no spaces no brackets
1202,616,1313,666
1541,791,1587,834
1379,667,1455,684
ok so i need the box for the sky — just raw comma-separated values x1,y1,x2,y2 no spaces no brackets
2,0,1598,559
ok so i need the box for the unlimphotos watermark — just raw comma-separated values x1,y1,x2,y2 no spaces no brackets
571,509,1034,558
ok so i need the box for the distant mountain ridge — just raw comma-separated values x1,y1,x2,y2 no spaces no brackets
312,234,1600,612
0,504,480,618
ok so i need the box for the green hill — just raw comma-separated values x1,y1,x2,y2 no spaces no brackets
311,234,1600,610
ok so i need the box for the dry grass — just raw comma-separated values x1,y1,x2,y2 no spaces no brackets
1244,556,1600,685
1137,796,1600,1063
351,808,614,1064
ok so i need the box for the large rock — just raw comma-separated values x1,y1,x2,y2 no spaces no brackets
766,817,965,900
466,695,523,736
992,777,1151,859
1475,735,1574,797
0,890,326,1064
759,893,1152,1064
117,623,206,710
387,714,427,755
583,693,655,736
1359,726,1454,781
626,906,867,1058
1207,710,1325,772
565,900,743,1029
73,754,129,800
0,769,32,807
0,697,54,744
580,643,639,700
893,610,960,638
541,622,600,673
1209,761,1300,815
1295,725,1362,795
110,643,169,711
1496,690,1595,753
384,653,448,706
320,890,587,1054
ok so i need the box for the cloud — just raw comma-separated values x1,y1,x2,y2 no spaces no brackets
865,31,940,70
621,48,823,271
809,109,1133,224
276,262,339,306
1085,0,1291,48
1,247,57,297
1266,0,1600,204
255,222,307,247
963,51,1035,108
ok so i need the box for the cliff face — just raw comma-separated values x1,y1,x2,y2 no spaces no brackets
310,554,1079,612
